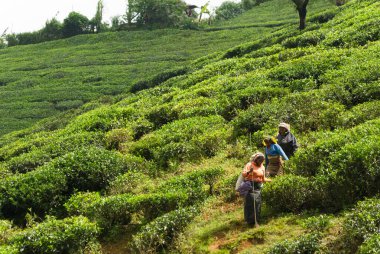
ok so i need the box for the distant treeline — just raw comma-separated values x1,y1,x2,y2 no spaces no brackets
1,0,268,48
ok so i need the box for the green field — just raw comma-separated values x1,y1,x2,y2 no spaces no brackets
0,0,379,253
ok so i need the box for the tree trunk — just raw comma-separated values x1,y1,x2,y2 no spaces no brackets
297,0,309,30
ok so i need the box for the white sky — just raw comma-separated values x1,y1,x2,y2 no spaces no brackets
0,0,229,34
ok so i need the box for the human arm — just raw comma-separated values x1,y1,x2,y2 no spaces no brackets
274,144,289,160
242,163,253,178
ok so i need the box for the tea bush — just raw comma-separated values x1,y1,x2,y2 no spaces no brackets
0,220,16,244
131,206,199,254
342,198,380,253
64,192,102,218
0,246,18,254
337,100,380,128
66,192,189,230
107,170,155,195
157,167,224,199
267,50,344,85
282,31,325,48
323,2,380,47
267,233,320,254
9,216,99,254
5,150,51,173
66,168,222,230
66,106,136,132
104,128,133,150
301,214,332,232
233,90,345,137
129,116,230,168
0,167,67,220
263,174,316,212
48,146,128,192
358,233,380,254
291,119,380,176
327,136,380,198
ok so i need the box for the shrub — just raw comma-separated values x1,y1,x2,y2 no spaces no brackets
358,233,380,254
0,168,67,220
342,198,380,253
267,233,320,254
0,220,15,244
157,167,224,199
9,216,99,254
107,171,155,195
282,31,325,48
5,150,51,173
291,119,380,177
233,90,345,137
268,50,344,84
130,67,188,93
64,192,101,217
301,214,332,232
48,146,128,192
215,1,243,21
131,207,199,254
263,174,315,212
337,100,380,128
129,116,230,168
0,245,18,254
105,128,133,150
231,86,289,110
67,106,135,132
42,130,105,158
145,104,178,129
309,8,338,24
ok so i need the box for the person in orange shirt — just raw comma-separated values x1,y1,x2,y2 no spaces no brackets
242,152,271,227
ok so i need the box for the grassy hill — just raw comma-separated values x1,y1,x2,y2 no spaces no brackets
0,0,324,137
0,0,380,253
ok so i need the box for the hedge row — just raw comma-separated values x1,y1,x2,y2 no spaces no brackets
65,167,223,230
290,118,380,176
0,147,129,221
264,130,380,212
6,216,99,254
131,206,199,253
128,115,231,168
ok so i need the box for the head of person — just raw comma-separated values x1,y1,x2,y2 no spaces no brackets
251,152,265,166
263,136,276,148
278,122,290,136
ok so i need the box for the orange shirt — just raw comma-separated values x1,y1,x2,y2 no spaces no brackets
242,162,265,182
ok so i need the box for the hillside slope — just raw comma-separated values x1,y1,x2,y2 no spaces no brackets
0,0,325,137
0,0,379,253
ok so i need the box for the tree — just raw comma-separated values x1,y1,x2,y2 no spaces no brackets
40,18,63,41
133,0,188,27
6,33,18,47
91,0,104,33
215,1,243,20
0,29,7,49
126,0,139,27
62,12,90,38
198,2,211,23
291,0,309,30
241,0,265,10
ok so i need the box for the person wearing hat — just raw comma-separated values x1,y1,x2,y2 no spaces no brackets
241,152,271,227
276,122,298,158
263,136,288,177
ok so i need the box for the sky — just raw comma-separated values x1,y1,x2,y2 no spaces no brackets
0,0,229,35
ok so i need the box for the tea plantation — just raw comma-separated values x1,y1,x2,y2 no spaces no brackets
0,0,379,253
